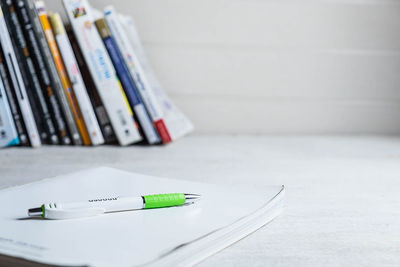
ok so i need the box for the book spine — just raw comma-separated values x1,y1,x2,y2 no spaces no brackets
2,1,50,144
0,45,29,145
66,26,116,144
95,18,160,145
50,13,104,146
0,61,19,147
0,5,40,147
5,1,67,147
11,0,61,145
104,7,172,144
9,4,49,145
36,1,91,146
119,14,194,142
19,0,82,145
63,0,142,146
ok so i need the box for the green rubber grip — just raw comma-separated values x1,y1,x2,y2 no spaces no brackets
144,193,186,209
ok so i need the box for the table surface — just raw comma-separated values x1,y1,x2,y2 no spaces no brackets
1,135,399,267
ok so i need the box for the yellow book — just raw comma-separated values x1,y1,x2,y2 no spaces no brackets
36,1,91,145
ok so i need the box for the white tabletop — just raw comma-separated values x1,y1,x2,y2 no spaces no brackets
1,135,399,266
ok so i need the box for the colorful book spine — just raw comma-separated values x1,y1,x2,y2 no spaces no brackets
0,46,28,146
19,0,83,145
63,0,142,146
95,18,160,145
11,0,61,145
0,4,40,147
50,13,104,146
104,7,172,144
36,1,91,146
66,25,116,144
0,62,19,148
119,13,194,142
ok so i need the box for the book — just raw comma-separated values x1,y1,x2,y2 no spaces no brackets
109,8,194,143
5,0,70,146
50,12,104,146
2,0,47,144
66,25,116,144
63,0,142,146
10,0,61,145
0,64,19,148
104,7,171,144
0,46,28,146
0,167,284,266
95,18,160,145
18,0,83,145
36,1,92,146
0,4,41,147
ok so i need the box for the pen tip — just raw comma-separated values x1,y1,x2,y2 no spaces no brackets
184,194,202,204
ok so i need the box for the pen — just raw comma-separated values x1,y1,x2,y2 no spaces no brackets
28,193,201,220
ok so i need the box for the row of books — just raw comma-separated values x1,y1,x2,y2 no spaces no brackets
0,0,193,148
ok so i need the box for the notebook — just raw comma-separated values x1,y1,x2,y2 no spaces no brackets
0,167,284,266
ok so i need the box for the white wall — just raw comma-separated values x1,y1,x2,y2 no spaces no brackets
48,0,400,134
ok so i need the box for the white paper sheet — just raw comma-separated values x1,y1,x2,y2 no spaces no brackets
0,167,284,266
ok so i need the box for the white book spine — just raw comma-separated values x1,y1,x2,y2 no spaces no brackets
0,73,19,147
0,6,41,147
51,13,104,146
118,13,194,142
63,0,142,146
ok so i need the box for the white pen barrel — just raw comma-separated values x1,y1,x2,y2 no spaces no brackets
59,197,144,213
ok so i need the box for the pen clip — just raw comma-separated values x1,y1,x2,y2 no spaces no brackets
45,207,105,220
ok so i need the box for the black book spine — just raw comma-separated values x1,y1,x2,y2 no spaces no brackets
18,0,82,146
11,0,72,145
7,0,60,144
0,45,29,145
1,0,50,143
67,26,117,144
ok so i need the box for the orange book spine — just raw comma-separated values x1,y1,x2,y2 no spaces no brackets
37,4,91,145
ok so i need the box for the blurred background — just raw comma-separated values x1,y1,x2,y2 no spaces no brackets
47,0,400,135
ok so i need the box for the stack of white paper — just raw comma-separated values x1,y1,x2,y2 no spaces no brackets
0,167,284,266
